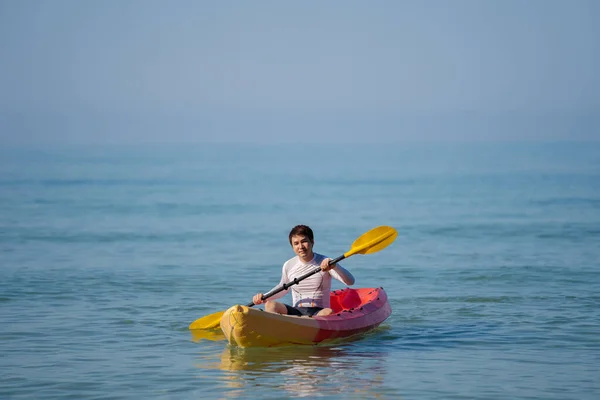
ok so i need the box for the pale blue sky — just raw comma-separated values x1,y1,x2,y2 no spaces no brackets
1,0,598,143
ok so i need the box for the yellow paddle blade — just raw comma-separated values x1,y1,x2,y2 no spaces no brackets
190,328,226,342
345,225,398,257
189,311,225,330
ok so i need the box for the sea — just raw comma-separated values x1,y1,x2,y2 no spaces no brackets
1,141,599,399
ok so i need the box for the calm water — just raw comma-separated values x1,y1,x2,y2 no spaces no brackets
1,142,599,399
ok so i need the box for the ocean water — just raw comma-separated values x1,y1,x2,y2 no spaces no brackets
1,141,599,399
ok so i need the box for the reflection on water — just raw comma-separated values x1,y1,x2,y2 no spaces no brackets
220,345,350,373
195,343,397,398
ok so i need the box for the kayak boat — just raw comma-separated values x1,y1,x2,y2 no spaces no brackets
220,287,391,347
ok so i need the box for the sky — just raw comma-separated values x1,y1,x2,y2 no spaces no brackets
0,0,599,144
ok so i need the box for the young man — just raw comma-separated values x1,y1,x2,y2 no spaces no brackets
252,225,355,317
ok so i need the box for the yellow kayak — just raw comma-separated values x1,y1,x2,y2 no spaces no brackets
220,287,391,347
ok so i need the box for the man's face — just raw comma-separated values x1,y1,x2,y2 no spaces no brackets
290,234,314,259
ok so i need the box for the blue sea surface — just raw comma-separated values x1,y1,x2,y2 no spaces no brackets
1,141,599,399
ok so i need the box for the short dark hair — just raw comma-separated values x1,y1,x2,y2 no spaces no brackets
288,225,314,245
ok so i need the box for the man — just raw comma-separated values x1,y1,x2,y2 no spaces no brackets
252,225,355,317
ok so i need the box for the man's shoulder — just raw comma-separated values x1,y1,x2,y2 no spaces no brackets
283,256,300,268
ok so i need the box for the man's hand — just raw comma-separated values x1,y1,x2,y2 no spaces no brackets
253,293,264,305
320,258,336,272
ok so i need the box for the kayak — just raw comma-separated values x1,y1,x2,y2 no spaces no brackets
220,287,391,347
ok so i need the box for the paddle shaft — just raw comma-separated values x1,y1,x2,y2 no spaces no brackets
244,254,346,307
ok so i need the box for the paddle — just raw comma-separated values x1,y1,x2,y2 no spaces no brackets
189,225,398,330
